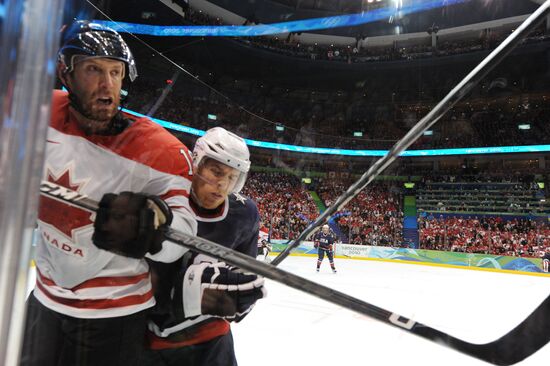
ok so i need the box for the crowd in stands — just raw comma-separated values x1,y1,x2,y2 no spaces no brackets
241,172,319,240
242,35,490,64
417,175,549,215
125,74,550,151
315,179,404,247
240,173,404,246
418,216,550,256
239,172,549,259
237,170,550,259
241,28,550,64
420,174,538,184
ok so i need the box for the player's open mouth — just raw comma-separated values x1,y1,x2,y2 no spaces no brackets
96,97,113,106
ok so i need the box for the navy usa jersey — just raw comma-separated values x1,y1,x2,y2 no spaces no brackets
147,192,260,349
315,232,335,250
193,192,259,257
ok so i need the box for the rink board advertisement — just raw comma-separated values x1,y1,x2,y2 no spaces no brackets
270,240,545,273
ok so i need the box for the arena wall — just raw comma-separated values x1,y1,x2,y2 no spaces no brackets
270,240,546,274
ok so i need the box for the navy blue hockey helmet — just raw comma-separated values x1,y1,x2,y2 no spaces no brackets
58,20,137,82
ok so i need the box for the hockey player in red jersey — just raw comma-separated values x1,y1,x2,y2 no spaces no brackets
20,21,197,366
139,127,266,366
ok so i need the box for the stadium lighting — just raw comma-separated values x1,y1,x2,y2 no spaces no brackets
423,130,433,136
276,125,285,132
518,123,531,130
207,114,217,121
121,106,550,157
353,131,363,137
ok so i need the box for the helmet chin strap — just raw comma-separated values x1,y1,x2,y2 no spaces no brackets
190,189,203,208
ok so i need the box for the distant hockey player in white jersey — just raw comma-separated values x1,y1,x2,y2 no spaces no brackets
20,20,197,366
257,227,272,263
140,127,266,366
314,224,337,273
257,239,273,263
542,251,550,273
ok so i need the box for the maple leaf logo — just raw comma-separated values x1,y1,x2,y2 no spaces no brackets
38,165,93,240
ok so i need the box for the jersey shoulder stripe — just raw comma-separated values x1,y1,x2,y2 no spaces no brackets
50,90,193,179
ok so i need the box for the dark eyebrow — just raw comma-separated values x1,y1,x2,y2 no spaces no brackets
84,59,124,70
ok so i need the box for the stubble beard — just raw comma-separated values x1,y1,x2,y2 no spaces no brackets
76,95,120,134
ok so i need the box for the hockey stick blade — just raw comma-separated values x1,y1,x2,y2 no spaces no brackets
38,180,550,365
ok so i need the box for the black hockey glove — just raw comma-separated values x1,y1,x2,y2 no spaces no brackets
182,261,267,322
92,192,172,258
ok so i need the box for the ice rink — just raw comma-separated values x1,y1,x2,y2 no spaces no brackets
232,256,550,366
24,255,550,365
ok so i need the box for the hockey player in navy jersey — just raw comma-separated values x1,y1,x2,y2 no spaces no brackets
140,127,266,366
314,224,337,273
21,21,197,366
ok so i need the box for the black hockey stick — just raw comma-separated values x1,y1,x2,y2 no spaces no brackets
39,180,550,365
271,0,550,266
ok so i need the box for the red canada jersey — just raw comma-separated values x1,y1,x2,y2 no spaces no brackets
34,90,197,319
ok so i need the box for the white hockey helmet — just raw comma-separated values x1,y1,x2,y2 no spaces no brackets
193,127,251,193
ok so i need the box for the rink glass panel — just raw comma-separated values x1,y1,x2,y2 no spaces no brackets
10,0,550,365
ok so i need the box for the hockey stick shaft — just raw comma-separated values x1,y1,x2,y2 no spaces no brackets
39,180,550,365
272,0,550,266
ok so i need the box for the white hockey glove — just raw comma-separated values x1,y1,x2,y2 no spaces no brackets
182,261,267,322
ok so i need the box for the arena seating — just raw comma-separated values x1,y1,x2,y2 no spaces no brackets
241,172,319,240
417,180,549,214
316,179,404,247
240,173,549,259
125,79,550,151
419,215,550,256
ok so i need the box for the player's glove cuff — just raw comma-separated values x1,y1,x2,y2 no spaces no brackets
182,261,267,322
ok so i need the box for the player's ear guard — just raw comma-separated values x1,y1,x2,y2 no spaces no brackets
92,192,172,258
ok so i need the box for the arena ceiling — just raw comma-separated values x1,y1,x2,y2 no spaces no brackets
90,0,549,89
204,0,540,36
